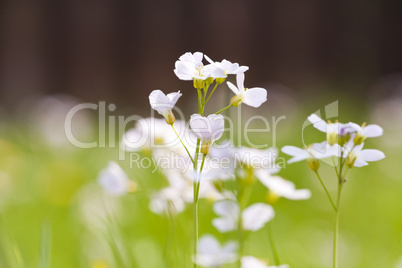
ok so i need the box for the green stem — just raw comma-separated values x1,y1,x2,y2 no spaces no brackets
171,124,194,164
268,223,280,265
216,104,233,115
205,83,219,103
314,171,337,212
334,160,345,268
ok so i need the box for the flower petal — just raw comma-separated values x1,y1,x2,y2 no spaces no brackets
362,124,383,138
242,87,267,108
242,203,274,231
227,81,240,95
307,113,327,133
359,149,385,162
236,73,245,92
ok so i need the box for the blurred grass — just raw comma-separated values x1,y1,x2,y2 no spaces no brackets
0,97,401,268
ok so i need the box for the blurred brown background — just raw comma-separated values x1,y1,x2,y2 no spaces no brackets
1,0,401,111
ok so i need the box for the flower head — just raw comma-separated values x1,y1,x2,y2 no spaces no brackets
343,142,385,168
190,114,224,154
349,122,383,145
98,162,136,196
204,55,249,83
212,200,274,233
149,89,182,124
308,114,356,145
227,73,267,107
255,169,311,201
195,235,238,267
174,52,225,86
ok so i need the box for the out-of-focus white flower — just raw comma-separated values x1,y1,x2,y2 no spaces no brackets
255,170,311,200
149,186,186,215
349,122,383,145
343,142,385,168
235,147,279,171
204,55,249,77
308,114,356,145
227,73,267,108
121,118,186,152
98,162,135,196
149,90,182,124
195,235,238,267
174,52,225,83
241,256,289,268
212,200,274,232
190,114,224,154
282,142,341,164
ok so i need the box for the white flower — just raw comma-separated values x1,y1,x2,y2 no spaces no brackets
255,170,311,200
190,114,225,154
343,142,385,168
204,55,249,76
281,141,341,163
241,256,289,268
174,52,225,81
178,52,204,65
349,122,383,144
121,118,187,152
195,235,237,267
308,114,356,145
212,200,274,232
235,147,279,171
149,186,186,215
227,73,267,107
98,162,134,196
149,89,181,124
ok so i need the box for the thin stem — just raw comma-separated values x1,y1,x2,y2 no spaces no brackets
332,156,340,177
205,83,219,103
268,223,280,265
314,171,337,212
171,124,194,164
333,158,345,268
216,104,233,115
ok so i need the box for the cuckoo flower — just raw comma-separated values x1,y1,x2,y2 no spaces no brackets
204,55,249,83
308,114,356,145
227,73,267,107
349,122,383,145
212,200,275,233
174,52,225,88
281,141,341,171
195,235,238,267
190,114,225,154
149,90,182,124
343,142,385,168
255,169,311,201
98,162,136,196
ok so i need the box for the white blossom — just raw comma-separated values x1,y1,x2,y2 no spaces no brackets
241,256,289,268
98,162,134,196
195,235,238,267
227,73,267,107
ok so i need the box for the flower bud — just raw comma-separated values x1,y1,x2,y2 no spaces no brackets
353,133,365,145
346,153,356,168
216,77,226,84
327,132,338,146
193,78,204,89
339,133,351,146
230,94,244,107
200,141,210,155
265,191,280,205
165,110,176,125
205,77,214,86
307,157,319,171
127,181,138,193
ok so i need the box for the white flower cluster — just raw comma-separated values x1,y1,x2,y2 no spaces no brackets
282,113,385,170
97,52,308,268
